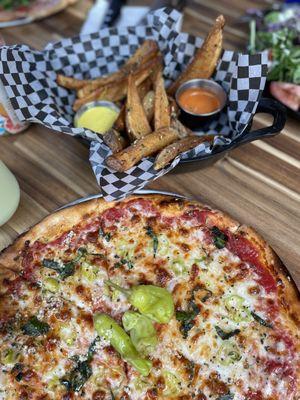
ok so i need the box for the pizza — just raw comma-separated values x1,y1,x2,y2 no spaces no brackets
0,0,77,24
0,194,299,399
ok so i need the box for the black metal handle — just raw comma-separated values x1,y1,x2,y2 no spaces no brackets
180,97,287,164
230,97,286,148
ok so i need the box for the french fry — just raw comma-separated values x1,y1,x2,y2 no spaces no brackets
77,53,159,100
106,127,179,172
112,79,153,133
114,105,126,132
142,90,155,123
168,96,179,117
154,68,170,130
73,81,126,111
57,40,158,93
76,72,126,98
168,15,225,96
56,75,91,90
102,129,129,153
137,76,153,102
125,74,152,141
73,58,158,111
154,135,213,170
77,40,159,98
171,117,192,138
126,39,159,66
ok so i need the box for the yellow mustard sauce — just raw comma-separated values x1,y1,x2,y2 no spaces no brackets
75,106,118,135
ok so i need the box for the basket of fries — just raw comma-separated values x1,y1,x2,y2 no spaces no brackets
0,8,286,200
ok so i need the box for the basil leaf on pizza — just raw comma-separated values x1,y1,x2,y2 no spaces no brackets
211,226,228,249
215,326,240,340
251,311,273,328
61,358,92,392
21,316,50,337
42,247,87,279
145,225,159,257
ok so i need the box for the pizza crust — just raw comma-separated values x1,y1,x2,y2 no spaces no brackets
0,265,18,296
0,194,299,331
237,225,300,328
0,196,112,269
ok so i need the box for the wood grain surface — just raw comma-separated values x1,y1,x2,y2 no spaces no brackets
0,0,299,288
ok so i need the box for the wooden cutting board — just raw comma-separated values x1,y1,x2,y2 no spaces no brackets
0,0,299,288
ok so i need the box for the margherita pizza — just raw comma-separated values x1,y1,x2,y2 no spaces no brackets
0,194,299,399
0,0,77,24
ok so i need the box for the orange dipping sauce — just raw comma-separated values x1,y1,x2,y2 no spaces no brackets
178,87,220,115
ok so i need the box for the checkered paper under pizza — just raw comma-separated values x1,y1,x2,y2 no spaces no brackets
0,8,268,201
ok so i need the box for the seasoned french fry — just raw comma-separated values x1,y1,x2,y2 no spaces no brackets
171,117,192,138
154,68,170,130
113,79,153,133
77,54,158,100
56,75,91,90
114,105,126,132
77,40,159,98
168,96,179,117
76,72,126,98
106,127,179,172
73,58,158,111
154,135,213,170
168,15,225,96
73,81,126,111
126,74,152,141
137,76,153,102
128,39,159,65
102,129,129,153
142,90,155,123
57,40,158,93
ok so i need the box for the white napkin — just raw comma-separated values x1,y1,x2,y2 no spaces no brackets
81,0,110,35
116,6,150,27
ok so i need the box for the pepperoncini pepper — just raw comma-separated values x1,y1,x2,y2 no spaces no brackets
105,281,174,323
93,313,152,376
224,295,251,323
122,311,158,356
217,342,241,365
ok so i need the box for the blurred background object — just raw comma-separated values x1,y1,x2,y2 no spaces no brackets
0,160,20,226
0,33,30,135
81,0,186,33
0,0,79,28
81,0,110,34
247,3,300,115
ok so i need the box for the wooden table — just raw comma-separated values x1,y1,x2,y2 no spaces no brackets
0,0,299,288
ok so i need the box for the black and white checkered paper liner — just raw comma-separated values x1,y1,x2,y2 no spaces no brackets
0,8,267,201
